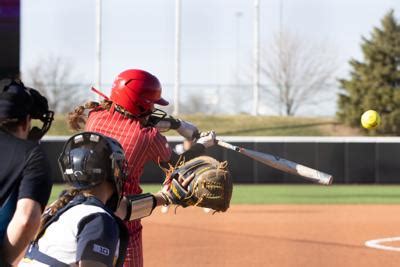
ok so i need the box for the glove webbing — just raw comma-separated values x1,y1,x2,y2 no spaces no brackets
169,165,224,207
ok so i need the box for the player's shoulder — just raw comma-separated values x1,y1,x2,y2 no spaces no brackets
0,130,46,167
57,201,115,233
70,202,120,239
64,201,111,220
77,209,118,233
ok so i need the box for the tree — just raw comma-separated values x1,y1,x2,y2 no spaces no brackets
181,92,216,114
337,10,400,135
260,31,338,116
24,56,87,113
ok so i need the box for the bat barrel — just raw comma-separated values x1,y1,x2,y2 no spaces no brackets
217,139,334,185
240,147,333,185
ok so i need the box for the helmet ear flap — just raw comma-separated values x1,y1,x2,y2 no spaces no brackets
58,138,71,176
107,138,128,196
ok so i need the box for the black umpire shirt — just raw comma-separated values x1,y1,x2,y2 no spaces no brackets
0,129,52,242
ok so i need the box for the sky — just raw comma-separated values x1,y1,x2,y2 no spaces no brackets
20,0,400,115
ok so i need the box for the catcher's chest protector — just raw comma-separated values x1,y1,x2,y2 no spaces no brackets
23,195,128,267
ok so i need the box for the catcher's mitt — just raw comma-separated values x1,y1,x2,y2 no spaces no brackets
161,156,232,212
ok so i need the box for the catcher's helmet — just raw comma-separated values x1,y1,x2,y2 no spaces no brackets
58,132,127,196
110,69,169,116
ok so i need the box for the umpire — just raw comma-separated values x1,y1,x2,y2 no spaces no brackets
0,79,54,266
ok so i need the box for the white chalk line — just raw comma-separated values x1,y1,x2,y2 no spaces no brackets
365,236,400,252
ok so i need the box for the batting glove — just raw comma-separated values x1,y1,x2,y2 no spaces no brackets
196,130,216,148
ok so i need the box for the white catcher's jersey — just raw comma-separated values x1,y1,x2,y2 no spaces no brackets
19,203,120,266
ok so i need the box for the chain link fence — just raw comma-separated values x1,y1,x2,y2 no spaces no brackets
32,82,338,116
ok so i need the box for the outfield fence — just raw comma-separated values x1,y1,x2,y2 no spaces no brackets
42,136,400,184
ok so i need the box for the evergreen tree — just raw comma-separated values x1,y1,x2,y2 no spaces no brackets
337,10,400,135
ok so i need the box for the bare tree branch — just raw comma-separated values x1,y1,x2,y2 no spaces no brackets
261,31,338,116
24,56,88,113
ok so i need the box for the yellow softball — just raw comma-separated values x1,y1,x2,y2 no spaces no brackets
361,110,381,129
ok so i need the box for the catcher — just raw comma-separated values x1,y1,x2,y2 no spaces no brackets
20,132,232,266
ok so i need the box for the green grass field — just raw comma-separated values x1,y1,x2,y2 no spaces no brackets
50,184,400,204
45,114,362,137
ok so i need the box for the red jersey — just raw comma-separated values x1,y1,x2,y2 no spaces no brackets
85,108,172,195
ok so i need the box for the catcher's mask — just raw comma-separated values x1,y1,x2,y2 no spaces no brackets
0,79,54,140
58,132,128,199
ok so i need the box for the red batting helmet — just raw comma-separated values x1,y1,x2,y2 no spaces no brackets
110,69,169,116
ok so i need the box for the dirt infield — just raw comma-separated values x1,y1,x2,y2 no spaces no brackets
143,205,400,267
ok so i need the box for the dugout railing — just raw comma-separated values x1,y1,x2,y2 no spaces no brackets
41,136,400,184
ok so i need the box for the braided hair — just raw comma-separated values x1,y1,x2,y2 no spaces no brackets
67,100,112,131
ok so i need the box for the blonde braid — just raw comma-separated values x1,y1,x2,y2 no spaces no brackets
67,100,112,131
